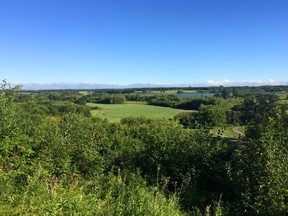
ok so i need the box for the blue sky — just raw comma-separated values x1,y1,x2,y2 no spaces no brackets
1,0,287,87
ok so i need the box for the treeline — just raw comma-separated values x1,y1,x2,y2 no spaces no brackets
14,92,91,117
145,95,239,110
175,94,287,129
86,93,126,104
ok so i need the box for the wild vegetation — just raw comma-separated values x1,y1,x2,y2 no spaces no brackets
1,81,288,215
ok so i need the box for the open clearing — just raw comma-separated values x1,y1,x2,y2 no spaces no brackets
279,100,288,104
277,92,288,100
211,126,245,139
87,103,186,122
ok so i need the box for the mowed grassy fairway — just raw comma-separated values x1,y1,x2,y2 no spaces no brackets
87,102,185,122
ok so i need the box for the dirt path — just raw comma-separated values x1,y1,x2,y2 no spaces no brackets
232,126,245,137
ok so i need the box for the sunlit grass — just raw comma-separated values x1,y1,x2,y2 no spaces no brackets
278,100,288,104
87,103,186,122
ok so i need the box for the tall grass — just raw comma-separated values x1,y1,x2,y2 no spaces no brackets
0,168,186,215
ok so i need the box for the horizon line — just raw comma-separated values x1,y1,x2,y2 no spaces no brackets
9,79,288,90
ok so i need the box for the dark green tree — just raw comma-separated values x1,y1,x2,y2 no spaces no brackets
230,104,288,215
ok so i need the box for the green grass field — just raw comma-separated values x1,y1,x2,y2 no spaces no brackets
279,100,288,104
277,92,288,100
87,103,185,122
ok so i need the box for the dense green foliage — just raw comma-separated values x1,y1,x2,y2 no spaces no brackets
86,93,126,104
1,82,288,215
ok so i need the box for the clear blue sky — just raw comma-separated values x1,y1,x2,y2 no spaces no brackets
1,0,287,86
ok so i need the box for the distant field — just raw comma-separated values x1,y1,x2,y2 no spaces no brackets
151,89,199,94
278,93,288,106
277,92,288,100
79,91,92,95
87,103,186,122
134,89,199,95
279,99,288,104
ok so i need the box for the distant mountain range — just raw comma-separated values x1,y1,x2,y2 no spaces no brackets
13,79,288,90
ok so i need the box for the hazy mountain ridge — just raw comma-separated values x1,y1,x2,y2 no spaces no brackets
13,79,288,90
